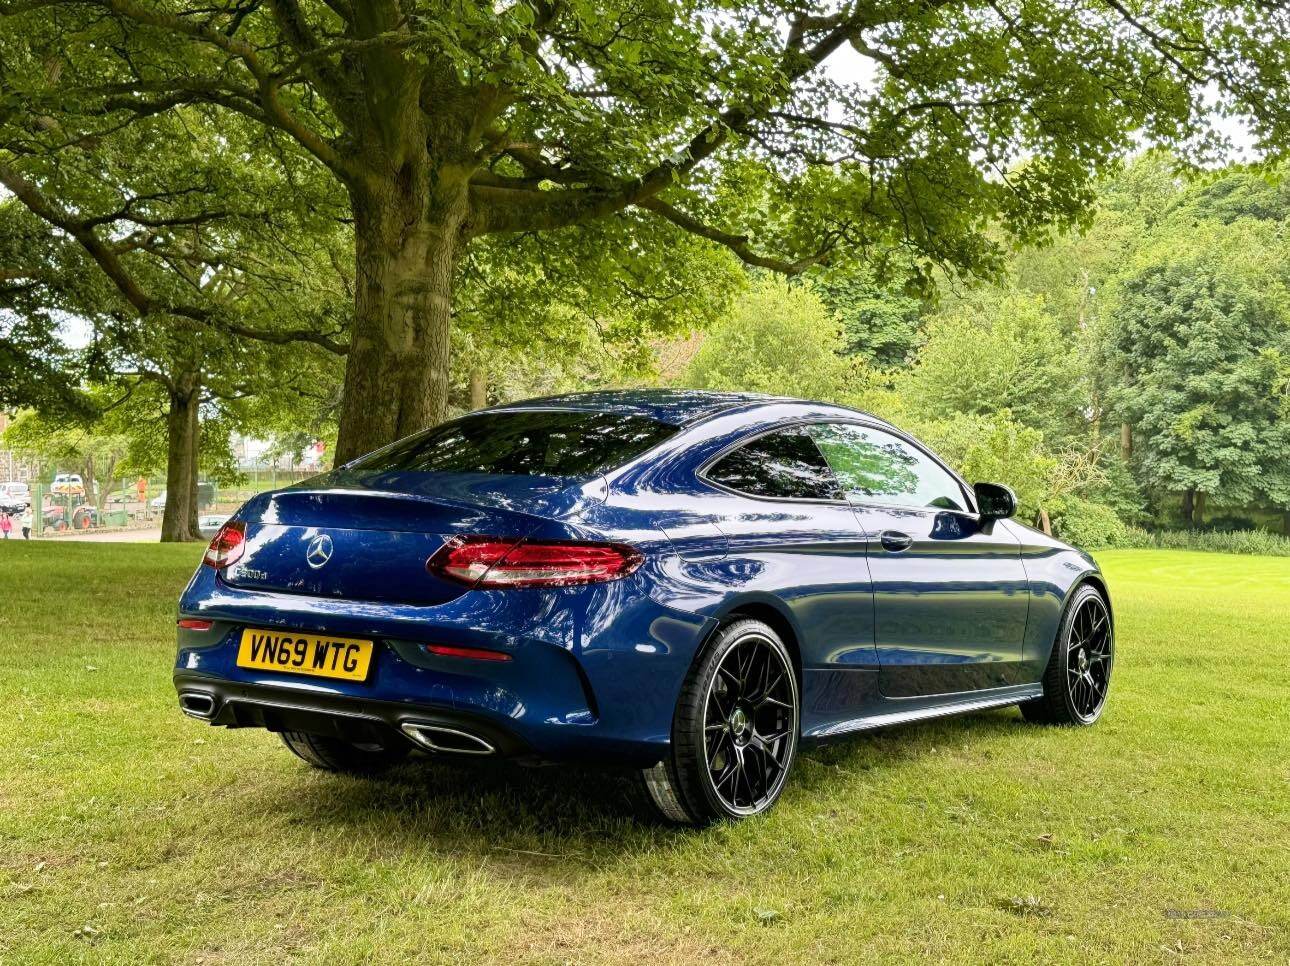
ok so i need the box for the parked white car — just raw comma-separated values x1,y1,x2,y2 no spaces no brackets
198,514,231,538
0,481,30,509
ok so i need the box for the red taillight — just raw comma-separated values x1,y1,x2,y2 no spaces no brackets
425,643,513,662
177,618,214,631
202,521,246,569
427,536,643,589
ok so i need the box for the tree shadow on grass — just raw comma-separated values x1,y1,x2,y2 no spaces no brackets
249,707,1030,868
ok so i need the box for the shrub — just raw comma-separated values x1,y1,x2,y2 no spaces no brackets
1051,498,1128,550
1118,526,1290,556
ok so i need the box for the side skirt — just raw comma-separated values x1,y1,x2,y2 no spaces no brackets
804,684,1043,740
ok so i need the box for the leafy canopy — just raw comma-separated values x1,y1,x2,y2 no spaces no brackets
1107,219,1290,507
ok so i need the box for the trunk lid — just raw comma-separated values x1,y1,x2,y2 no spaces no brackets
221,470,605,606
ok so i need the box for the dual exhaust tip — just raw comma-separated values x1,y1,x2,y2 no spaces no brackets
178,692,495,756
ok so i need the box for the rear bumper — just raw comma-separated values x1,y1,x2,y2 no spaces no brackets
174,565,715,766
174,672,536,759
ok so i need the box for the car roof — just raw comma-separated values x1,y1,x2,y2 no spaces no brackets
481,388,881,427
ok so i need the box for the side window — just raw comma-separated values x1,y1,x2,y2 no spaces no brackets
807,423,966,510
704,428,839,500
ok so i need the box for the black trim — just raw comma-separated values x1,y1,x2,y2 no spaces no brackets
173,672,534,759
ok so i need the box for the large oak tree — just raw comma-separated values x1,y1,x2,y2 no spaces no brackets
3,0,1289,461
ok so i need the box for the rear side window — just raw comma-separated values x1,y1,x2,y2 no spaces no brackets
347,410,677,478
704,428,839,500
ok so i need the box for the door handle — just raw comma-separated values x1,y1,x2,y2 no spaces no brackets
879,529,913,552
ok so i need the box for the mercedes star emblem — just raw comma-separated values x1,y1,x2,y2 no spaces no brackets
305,533,334,569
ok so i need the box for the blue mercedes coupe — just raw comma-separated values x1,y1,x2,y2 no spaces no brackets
174,390,1113,824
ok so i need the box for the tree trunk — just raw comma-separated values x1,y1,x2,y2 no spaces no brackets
1181,488,1195,527
82,453,95,511
1120,422,1132,461
469,367,488,410
333,176,466,465
1036,507,1052,536
1194,491,1206,527
160,371,202,542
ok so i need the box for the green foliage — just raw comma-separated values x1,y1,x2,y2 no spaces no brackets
682,276,860,402
3,405,132,508
8,0,1290,458
1118,527,1290,556
906,411,1056,518
1106,219,1290,510
454,213,745,409
810,264,926,367
1051,498,1129,550
903,288,1083,436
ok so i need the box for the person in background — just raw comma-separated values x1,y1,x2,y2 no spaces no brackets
0,512,11,539
20,505,33,539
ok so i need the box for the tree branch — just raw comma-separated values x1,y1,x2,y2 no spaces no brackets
0,161,351,355
469,5,893,236
637,197,838,275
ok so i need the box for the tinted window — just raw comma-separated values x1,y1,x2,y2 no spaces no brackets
807,423,965,510
705,428,839,500
347,410,677,478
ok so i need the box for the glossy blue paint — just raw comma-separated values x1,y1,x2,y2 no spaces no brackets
175,389,1108,762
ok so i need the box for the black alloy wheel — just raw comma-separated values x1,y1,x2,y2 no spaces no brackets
641,618,800,824
1022,584,1114,726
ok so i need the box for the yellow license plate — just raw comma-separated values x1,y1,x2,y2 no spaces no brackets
236,628,374,682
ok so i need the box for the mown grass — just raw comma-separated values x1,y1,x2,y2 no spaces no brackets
1,543,1287,964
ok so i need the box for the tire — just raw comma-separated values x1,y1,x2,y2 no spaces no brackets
279,730,409,774
1021,583,1114,726
641,618,800,825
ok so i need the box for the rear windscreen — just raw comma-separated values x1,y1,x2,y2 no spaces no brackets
347,409,678,478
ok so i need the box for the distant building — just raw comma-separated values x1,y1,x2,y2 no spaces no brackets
0,413,36,483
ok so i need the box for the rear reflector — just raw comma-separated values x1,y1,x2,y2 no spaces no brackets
177,618,214,631
427,535,643,589
425,643,513,662
202,521,246,569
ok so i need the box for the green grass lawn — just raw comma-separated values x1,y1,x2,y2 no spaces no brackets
1,544,1287,964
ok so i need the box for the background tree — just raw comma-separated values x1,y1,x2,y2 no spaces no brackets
812,264,926,368
902,288,1083,436
684,275,865,403
5,0,1287,462
2,402,132,515
0,115,349,539
1106,221,1290,525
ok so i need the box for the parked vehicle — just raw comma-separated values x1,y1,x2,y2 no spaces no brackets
0,481,30,511
198,514,231,538
174,390,1113,824
153,481,217,512
71,504,101,529
51,473,85,497
42,505,68,531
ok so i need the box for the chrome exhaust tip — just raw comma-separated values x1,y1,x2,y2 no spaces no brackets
178,691,216,720
400,722,496,756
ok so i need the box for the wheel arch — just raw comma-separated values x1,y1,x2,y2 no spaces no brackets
1069,570,1113,631
710,596,804,689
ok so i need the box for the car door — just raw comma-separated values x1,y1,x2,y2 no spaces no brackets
700,426,881,728
806,422,1030,698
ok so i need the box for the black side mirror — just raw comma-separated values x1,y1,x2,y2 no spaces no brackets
973,482,1017,520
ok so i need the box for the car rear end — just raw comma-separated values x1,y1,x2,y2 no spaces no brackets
173,408,715,765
